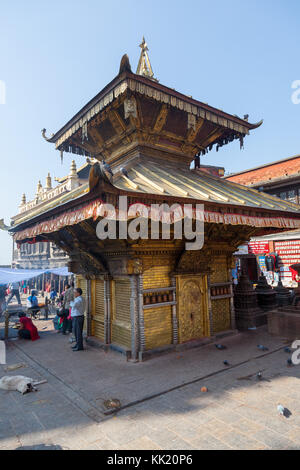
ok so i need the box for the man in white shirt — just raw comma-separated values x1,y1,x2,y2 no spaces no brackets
70,288,86,351
7,281,21,305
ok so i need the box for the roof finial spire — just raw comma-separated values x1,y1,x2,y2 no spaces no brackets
45,173,52,190
136,37,156,81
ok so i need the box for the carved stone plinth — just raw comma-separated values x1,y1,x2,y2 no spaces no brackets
234,273,266,330
255,274,277,311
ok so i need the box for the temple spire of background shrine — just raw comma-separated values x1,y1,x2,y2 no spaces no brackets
136,37,156,81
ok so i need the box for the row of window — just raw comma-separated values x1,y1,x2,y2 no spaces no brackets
18,242,66,257
270,188,299,203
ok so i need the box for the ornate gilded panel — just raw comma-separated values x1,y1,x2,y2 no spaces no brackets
211,298,231,333
177,275,209,343
143,265,171,289
144,305,173,350
210,256,229,283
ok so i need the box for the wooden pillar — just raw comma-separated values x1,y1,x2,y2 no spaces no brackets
130,275,139,361
171,276,178,345
138,274,145,360
4,310,9,340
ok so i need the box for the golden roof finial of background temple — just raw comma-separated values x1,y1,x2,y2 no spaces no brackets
136,36,156,81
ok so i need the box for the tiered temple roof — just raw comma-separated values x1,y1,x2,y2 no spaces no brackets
7,40,300,243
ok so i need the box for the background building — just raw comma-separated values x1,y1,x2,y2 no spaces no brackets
11,161,91,270
225,154,300,204
226,155,300,285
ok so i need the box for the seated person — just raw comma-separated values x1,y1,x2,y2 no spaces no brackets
18,313,40,341
27,290,40,318
50,289,57,301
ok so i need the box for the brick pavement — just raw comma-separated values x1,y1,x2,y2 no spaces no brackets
1,320,300,450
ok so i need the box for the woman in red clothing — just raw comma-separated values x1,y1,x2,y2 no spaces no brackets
18,313,40,341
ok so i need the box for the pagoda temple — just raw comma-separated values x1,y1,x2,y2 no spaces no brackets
8,40,300,360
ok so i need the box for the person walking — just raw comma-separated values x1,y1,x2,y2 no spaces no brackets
62,284,74,335
70,288,85,351
50,287,57,305
7,281,21,305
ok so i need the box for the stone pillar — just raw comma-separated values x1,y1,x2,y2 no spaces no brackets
234,271,267,330
274,281,291,307
171,276,178,345
138,274,145,360
255,273,277,311
228,268,236,330
130,275,139,361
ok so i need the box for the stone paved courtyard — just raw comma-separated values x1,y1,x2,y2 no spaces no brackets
1,318,300,450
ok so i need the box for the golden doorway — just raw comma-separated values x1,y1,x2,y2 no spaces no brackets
177,275,210,343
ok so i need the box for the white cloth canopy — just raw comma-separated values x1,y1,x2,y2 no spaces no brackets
0,267,71,285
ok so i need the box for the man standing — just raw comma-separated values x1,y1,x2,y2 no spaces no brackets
70,288,85,351
7,282,21,305
62,284,74,335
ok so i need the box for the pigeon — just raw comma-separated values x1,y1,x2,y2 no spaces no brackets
256,371,263,380
120,167,129,178
287,358,293,366
277,404,292,418
257,345,269,351
215,344,227,350
103,161,113,175
223,360,230,366
284,347,292,353
101,160,113,178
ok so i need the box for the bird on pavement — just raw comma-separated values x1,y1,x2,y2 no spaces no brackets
215,344,227,350
257,344,269,351
277,404,292,418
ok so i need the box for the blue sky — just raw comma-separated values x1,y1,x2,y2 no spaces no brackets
0,0,299,263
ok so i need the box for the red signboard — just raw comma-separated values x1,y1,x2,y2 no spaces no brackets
275,240,300,278
248,241,269,254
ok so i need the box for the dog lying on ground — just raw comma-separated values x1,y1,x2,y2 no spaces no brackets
0,376,44,394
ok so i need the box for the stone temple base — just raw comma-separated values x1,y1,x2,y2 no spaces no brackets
235,308,268,330
268,306,300,340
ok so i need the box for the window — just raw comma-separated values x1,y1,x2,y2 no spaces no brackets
288,190,297,203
